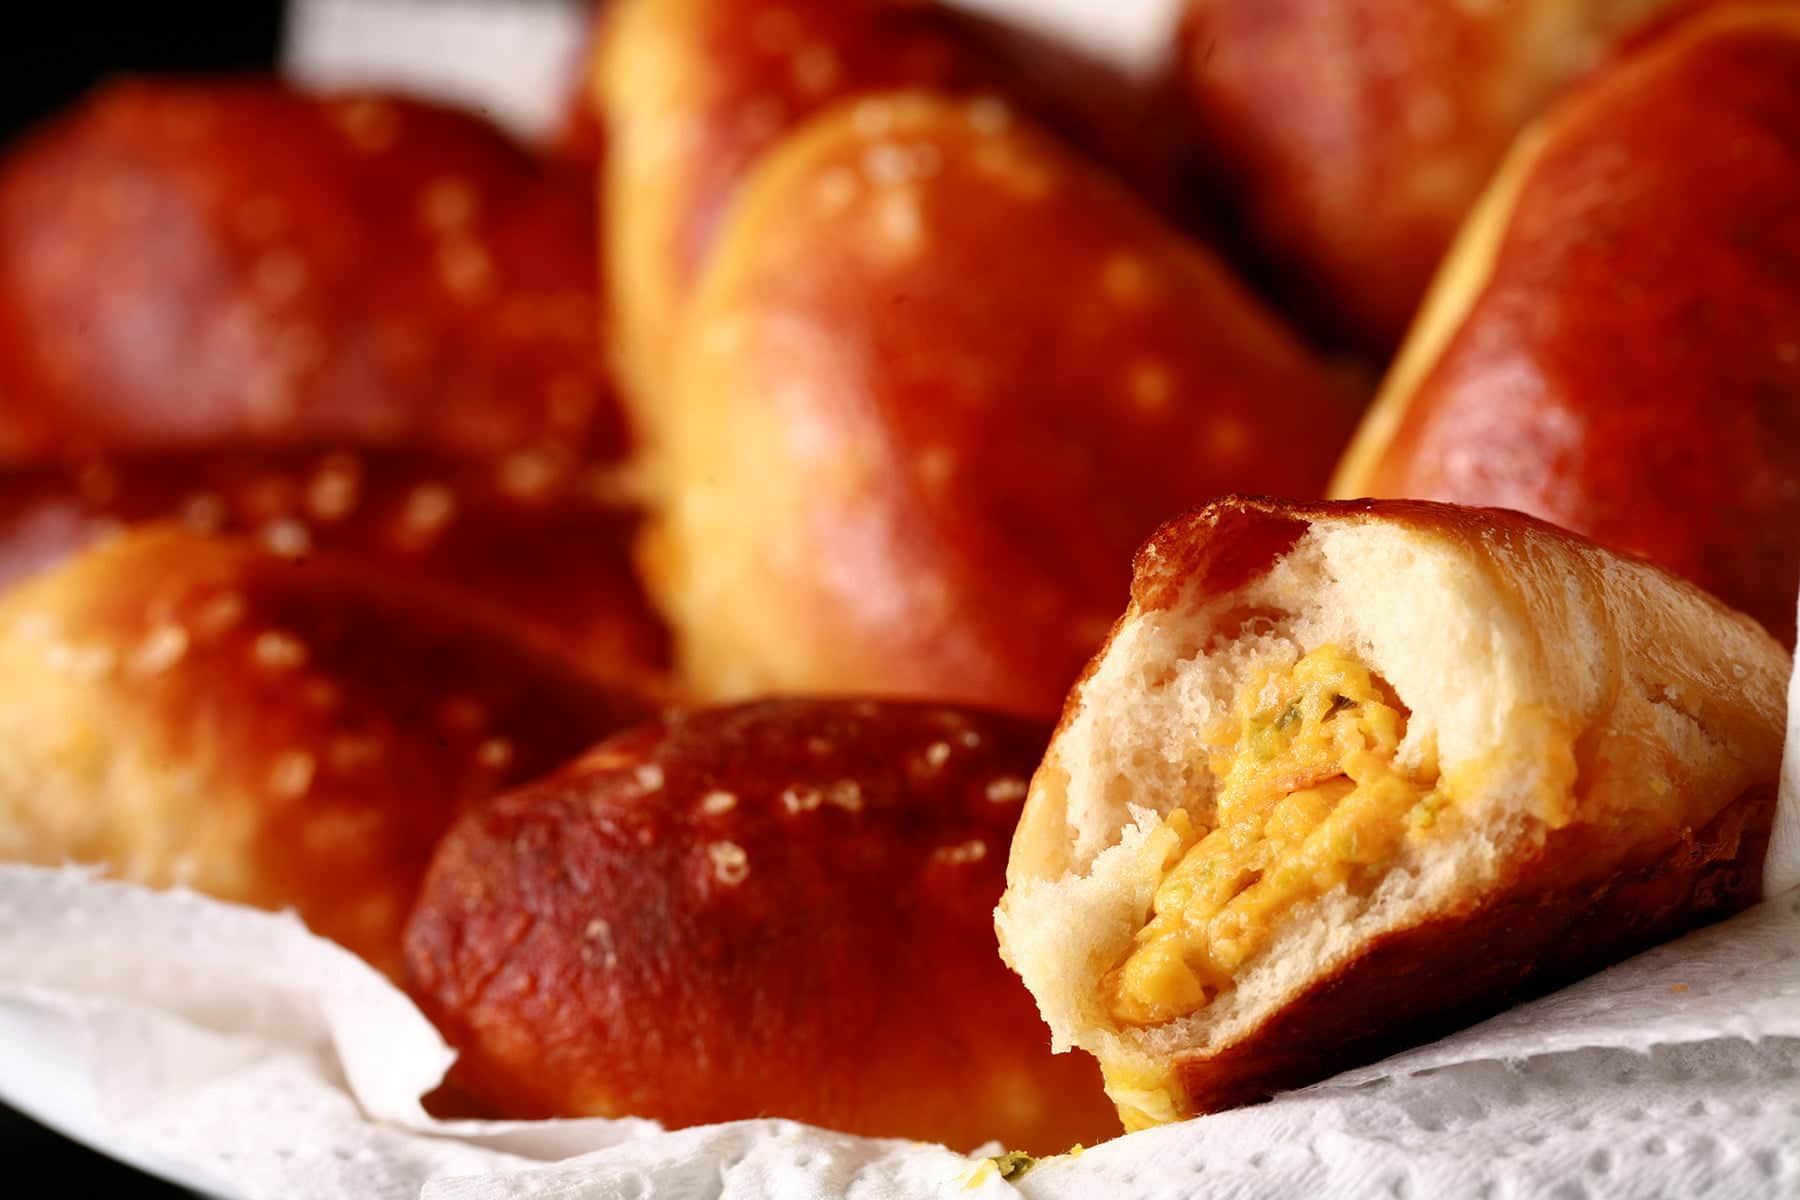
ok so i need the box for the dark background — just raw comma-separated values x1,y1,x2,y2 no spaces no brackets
0,1,282,145
0,10,284,1194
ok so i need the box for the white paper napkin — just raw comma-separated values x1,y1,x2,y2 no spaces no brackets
2,864,1797,1199
284,0,595,139
280,0,1184,141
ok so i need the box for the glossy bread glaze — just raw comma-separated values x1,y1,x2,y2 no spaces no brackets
0,449,666,675
596,0,1195,420
0,78,615,459
0,528,654,975
598,0,975,412
1334,4,1800,643
653,93,1356,716
405,698,1118,1151
1177,0,1680,348
0,77,667,674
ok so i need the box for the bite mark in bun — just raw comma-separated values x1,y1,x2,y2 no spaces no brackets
998,497,1787,1127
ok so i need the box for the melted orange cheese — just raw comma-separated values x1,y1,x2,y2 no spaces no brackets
1106,645,1443,1027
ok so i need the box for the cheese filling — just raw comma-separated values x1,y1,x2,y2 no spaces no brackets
1105,644,1444,1027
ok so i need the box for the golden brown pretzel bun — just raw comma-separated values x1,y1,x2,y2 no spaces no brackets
1176,0,1685,348
0,527,654,975
0,77,668,673
595,0,1198,419
997,497,1786,1129
1331,4,1800,644
0,450,667,677
0,77,614,460
649,93,1355,717
598,0,969,410
404,698,1119,1152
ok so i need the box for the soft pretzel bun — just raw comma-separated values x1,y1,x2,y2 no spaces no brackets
595,0,1199,423
1176,0,1683,348
597,0,971,413
0,77,614,460
1331,4,1800,643
648,92,1354,718
997,497,1786,1128
0,77,667,673
404,698,1119,1152
1332,4,1800,644
0,527,653,974
0,450,667,676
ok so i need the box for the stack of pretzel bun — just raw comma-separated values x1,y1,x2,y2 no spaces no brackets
995,0,1797,1129
598,0,1204,410
1332,2,1800,644
603,0,1360,719
0,527,653,977
0,0,1794,1155
0,78,668,676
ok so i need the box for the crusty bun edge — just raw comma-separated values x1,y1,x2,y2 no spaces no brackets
1331,3,1800,499
999,497,1788,1121
1170,780,1770,1114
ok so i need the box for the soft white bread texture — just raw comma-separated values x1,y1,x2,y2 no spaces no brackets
997,497,1788,1127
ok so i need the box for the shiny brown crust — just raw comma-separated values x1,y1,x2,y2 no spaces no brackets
1178,782,1769,1112
0,77,616,460
597,0,975,413
652,93,1356,718
0,77,667,673
595,0,1199,422
1333,4,1800,643
0,527,654,975
1002,496,1788,1123
1176,0,1682,348
404,699,1119,1151
0,450,667,677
